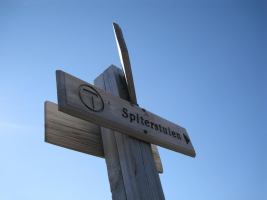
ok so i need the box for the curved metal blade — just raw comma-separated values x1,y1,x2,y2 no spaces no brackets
112,22,137,105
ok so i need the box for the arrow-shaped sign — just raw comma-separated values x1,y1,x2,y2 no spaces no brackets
56,69,196,157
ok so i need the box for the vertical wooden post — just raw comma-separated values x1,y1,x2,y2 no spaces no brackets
94,65,165,200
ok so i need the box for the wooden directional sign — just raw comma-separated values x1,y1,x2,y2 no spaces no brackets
56,70,196,157
45,100,163,173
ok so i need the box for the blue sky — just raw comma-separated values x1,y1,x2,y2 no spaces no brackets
0,0,266,199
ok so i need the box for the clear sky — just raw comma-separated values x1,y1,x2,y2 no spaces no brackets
0,0,266,199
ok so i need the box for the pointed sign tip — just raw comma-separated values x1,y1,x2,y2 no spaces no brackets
183,133,190,144
112,22,119,28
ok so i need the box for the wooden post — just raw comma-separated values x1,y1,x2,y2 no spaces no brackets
94,65,165,200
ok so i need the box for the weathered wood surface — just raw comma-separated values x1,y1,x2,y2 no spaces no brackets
44,100,163,173
151,144,163,173
45,101,103,157
113,22,163,173
56,69,195,157
94,66,165,200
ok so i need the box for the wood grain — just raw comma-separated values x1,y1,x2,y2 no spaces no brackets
45,101,103,157
94,65,165,200
45,101,163,173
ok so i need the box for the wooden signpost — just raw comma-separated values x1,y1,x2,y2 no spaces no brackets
44,23,196,200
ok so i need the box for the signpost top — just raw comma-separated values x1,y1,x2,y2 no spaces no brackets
113,22,137,105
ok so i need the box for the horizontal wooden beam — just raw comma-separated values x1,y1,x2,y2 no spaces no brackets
45,101,163,173
45,101,103,157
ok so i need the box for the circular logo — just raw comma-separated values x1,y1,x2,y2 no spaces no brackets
79,84,104,112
